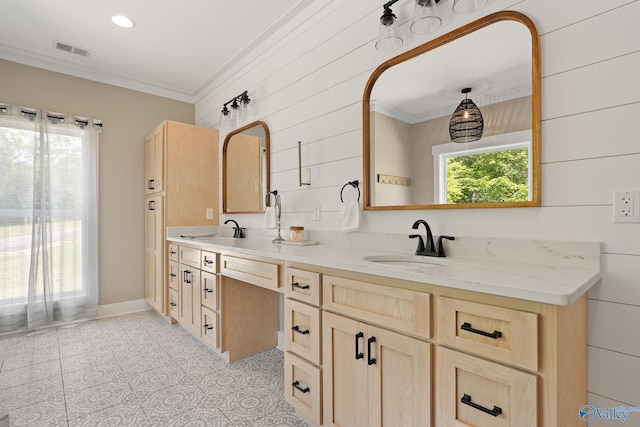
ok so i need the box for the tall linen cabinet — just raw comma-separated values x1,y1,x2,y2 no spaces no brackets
144,120,218,314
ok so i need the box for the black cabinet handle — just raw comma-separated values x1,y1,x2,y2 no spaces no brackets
169,302,177,307
183,271,191,284
461,322,502,339
291,325,310,335
461,394,502,417
148,179,155,190
203,288,213,293
292,381,310,393
204,258,214,265
203,324,213,330
148,200,155,211
291,282,310,290
170,273,176,278
169,250,177,255
355,332,364,360
367,336,377,365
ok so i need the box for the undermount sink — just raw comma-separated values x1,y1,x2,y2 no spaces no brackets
363,254,448,269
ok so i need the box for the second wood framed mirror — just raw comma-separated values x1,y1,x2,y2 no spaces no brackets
222,121,270,214
363,11,540,211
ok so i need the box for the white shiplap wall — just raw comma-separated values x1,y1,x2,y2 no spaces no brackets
195,0,640,411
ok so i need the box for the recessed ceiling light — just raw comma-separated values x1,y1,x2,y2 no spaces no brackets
111,15,135,28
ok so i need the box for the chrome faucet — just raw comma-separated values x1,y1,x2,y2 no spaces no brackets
224,219,245,238
409,219,454,257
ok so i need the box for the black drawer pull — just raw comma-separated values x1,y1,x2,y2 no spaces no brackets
292,381,310,393
169,250,177,255
291,282,310,290
461,394,502,417
169,302,177,307
367,336,376,365
355,332,364,360
148,179,155,190
291,325,310,335
203,287,214,293
204,259,214,265
203,324,213,330
169,273,177,278
461,322,502,339
148,200,155,211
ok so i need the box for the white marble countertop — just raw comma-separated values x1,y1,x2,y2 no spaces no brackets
167,229,601,306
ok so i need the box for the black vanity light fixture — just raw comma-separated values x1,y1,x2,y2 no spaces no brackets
375,0,488,51
449,88,484,143
218,91,256,129
376,0,404,51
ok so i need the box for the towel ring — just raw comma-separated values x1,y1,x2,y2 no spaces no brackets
265,190,279,207
340,180,360,203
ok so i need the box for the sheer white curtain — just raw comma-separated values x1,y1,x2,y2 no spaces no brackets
0,104,100,333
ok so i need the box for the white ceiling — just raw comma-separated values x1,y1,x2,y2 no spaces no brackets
371,20,533,123
0,0,311,102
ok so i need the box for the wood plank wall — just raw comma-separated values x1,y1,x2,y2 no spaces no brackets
194,0,640,415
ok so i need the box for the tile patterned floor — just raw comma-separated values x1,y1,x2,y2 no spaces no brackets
0,311,312,426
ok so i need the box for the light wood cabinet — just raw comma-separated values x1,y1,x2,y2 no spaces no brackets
178,262,201,337
143,120,218,315
322,311,431,427
144,195,163,312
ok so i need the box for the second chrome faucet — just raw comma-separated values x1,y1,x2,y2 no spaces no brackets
409,219,454,257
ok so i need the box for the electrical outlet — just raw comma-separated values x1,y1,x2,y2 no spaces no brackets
312,204,321,221
614,190,640,223
206,208,214,220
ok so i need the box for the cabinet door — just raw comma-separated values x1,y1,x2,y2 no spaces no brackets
323,312,368,427
144,123,164,195
179,264,201,337
144,196,164,313
201,271,218,311
367,325,431,427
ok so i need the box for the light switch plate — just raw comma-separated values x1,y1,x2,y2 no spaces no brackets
206,208,214,220
312,204,321,221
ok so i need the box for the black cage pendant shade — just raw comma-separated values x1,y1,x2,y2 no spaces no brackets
449,88,484,143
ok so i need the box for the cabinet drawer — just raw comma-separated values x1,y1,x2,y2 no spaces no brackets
285,352,322,425
201,306,218,350
168,261,179,291
437,297,538,371
201,251,217,274
284,267,321,306
201,271,218,311
323,275,430,339
168,288,179,319
179,246,201,268
436,346,536,427
220,255,279,291
285,299,321,365
168,243,179,261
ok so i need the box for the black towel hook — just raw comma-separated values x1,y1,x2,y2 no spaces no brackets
340,180,360,203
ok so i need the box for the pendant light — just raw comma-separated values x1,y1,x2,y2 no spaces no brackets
375,0,404,51
449,88,484,143
410,0,442,35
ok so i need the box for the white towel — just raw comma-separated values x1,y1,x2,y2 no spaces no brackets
339,187,361,232
264,206,276,228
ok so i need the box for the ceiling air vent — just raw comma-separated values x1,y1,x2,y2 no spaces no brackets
54,40,92,58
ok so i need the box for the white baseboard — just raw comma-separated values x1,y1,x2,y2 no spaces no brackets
97,299,151,319
277,331,284,351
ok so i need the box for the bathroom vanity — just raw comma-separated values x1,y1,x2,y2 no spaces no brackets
164,230,599,427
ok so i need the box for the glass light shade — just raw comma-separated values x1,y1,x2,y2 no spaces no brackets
410,0,442,34
375,9,403,51
449,94,484,143
218,109,230,128
452,0,488,14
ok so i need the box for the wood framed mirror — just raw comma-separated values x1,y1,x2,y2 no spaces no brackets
222,121,270,213
363,11,540,211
